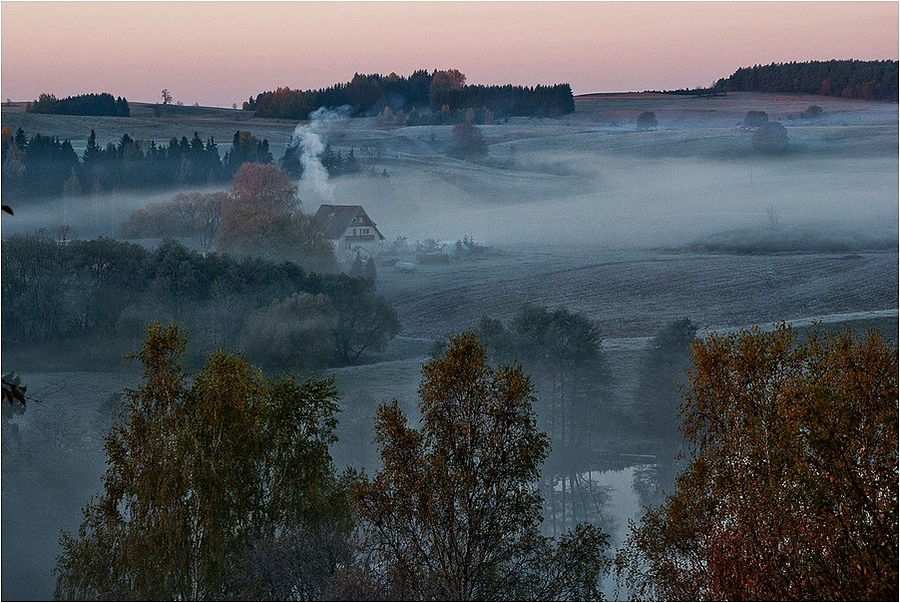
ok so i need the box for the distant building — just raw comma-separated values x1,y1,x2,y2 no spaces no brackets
313,204,385,259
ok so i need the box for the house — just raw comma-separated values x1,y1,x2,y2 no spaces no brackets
313,204,385,259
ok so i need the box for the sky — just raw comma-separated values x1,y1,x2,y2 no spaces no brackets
1,1,897,108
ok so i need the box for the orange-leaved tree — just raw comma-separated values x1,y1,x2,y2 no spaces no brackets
216,163,336,272
616,325,898,601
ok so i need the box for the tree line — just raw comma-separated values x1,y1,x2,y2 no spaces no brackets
716,60,899,101
1,126,377,202
1,231,398,371
1,126,272,200
246,69,575,120
25,92,130,116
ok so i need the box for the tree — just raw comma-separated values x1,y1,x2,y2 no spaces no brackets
742,110,769,127
354,331,610,600
630,319,697,511
216,163,336,271
223,130,273,175
752,121,789,153
54,323,353,600
633,318,697,443
239,292,337,372
617,325,898,601
120,191,224,250
448,122,487,160
321,275,400,365
430,68,466,110
160,88,172,105
636,111,658,131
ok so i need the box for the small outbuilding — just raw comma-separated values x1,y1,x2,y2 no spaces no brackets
313,204,385,259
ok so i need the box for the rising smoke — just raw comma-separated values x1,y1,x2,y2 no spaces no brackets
289,105,353,202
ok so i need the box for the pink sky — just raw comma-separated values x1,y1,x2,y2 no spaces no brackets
2,1,897,107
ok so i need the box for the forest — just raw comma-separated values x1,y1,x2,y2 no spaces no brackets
246,69,575,120
2,162,401,371
0,126,274,200
25,92,131,117
716,60,899,101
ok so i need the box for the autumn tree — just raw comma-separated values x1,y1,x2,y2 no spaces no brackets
120,190,225,250
616,325,898,601
353,331,610,600
429,68,466,110
448,122,487,160
215,163,337,272
54,323,354,600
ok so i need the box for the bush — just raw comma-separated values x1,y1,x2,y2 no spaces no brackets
636,111,658,130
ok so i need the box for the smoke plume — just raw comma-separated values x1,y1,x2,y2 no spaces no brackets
289,106,352,202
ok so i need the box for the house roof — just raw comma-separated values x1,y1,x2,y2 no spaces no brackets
313,204,384,240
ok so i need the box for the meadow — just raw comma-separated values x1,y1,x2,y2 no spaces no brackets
2,92,897,599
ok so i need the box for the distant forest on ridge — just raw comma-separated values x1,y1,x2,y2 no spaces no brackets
715,60,898,100
18,61,898,121
244,69,575,120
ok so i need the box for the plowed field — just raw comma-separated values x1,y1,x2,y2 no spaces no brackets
379,247,898,341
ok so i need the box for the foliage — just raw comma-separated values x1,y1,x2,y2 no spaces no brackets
477,304,608,447
636,111,658,131
800,104,823,119
718,60,899,101
354,332,610,600
617,325,898,601
1,372,29,410
215,163,338,272
752,121,790,153
223,130,273,177
742,110,769,127
247,69,575,119
632,318,697,443
2,235,397,369
26,92,129,117
54,323,353,600
448,123,488,160
320,274,400,364
239,292,337,372
0,126,260,201
476,304,610,534
119,190,225,249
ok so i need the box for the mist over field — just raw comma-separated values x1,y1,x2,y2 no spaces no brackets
2,92,897,600
6,93,896,250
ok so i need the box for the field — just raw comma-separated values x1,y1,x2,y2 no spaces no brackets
2,92,898,600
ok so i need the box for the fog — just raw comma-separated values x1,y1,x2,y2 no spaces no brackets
302,98,897,251
325,152,897,250
2,92,897,600
5,94,897,252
